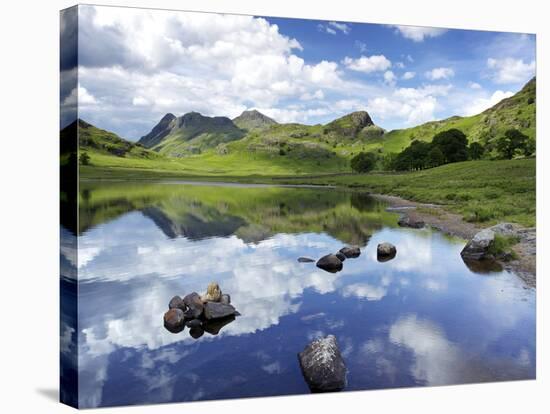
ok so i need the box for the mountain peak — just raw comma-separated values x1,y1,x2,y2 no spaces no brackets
233,109,277,131
324,110,375,139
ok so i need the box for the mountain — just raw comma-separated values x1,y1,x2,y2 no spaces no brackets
138,112,245,156
78,119,160,160
323,111,384,140
374,77,536,153
232,109,277,131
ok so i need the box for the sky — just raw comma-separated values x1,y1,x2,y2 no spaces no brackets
61,5,536,140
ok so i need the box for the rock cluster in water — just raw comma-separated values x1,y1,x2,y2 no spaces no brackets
298,335,347,392
163,282,239,338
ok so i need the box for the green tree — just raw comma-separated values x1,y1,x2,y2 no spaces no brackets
350,152,377,173
431,129,469,163
524,138,536,156
393,140,431,171
79,152,91,166
496,129,529,159
381,152,398,171
468,142,485,160
426,146,445,168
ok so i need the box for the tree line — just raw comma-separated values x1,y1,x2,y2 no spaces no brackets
350,128,534,173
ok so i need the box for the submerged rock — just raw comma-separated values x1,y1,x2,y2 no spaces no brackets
335,252,346,262
168,295,186,311
189,326,204,339
203,315,236,335
298,256,316,263
339,246,361,258
377,242,397,262
316,254,343,273
202,282,222,302
460,229,495,260
204,302,238,320
398,215,425,229
220,293,231,305
298,335,347,392
163,308,186,333
183,292,204,319
185,319,202,329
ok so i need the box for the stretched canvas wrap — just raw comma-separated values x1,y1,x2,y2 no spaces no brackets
60,4,536,409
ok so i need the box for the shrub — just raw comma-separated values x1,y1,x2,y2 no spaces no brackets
350,152,377,173
79,152,91,165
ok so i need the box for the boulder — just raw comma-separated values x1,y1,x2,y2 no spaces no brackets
339,246,361,258
298,256,316,263
185,319,202,329
183,292,204,319
203,315,236,335
460,229,495,260
377,242,397,262
168,295,186,311
202,282,222,302
204,302,238,320
298,335,347,392
398,215,425,229
163,308,185,333
220,294,231,305
189,326,204,339
335,252,346,262
316,254,343,273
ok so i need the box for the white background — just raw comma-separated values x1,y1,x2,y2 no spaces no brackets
0,0,547,412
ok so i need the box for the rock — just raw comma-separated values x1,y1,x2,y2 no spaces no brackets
316,254,343,273
339,246,361,258
377,242,397,262
183,292,204,319
185,319,202,329
204,302,237,320
298,256,316,263
163,308,185,333
168,295,186,311
463,258,503,274
220,293,231,305
202,282,222,302
298,335,347,392
398,215,425,229
489,222,518,237
203,315,236,335
335,252,346,262
189,326,204,339
460,229,495,260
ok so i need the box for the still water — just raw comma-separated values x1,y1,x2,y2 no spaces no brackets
60,181,535,408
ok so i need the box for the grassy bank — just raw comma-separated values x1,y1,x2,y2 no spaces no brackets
80,158,535,227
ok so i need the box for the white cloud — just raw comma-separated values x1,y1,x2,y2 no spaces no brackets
395,62,405,69
487,57,535,84
469,81,482,89
132,96,150,106
462,90,514,116
355,40,367,53
402,71,416,80
392,25,447,42
343,55,392,73
318,21,351,35
425,67,455,80
383,70,397,86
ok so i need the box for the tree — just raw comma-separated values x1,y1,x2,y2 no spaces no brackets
496,129,528,159
350,152,377,173
431,129,469,163
426,146,445,168
381,152,398,171
468,142,485,160
393,140,431,171
523,138,536,156
79,152,91,166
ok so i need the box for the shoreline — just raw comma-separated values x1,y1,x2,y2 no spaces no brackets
372,194,536,288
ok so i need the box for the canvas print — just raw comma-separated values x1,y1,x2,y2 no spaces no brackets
60,4,536,409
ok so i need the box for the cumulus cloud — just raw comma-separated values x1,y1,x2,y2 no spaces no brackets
462,90,514,116
343,55,392,73
487,57,535,84
402,71,416,80
383,70,397,86
391,25,447,42
425,67,455,80
469,81,482,89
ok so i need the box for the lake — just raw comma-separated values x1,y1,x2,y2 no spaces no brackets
60,181,535,408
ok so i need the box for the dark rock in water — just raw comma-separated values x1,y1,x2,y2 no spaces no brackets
463,258,503,274
220,293,231,305
339,246,361,258
335,252,346,262
298,335,347,392
460,229,495,260
398,215,425,229
316,254,343,273
163,308,185,333
185,319,202,329
168,295,186,311
298,256,316,263
189,326,204,339
204,302,237,320
203,315,236,335
183,292,204,319
377,242,397,262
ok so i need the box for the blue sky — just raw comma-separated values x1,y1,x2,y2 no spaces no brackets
63,5,536,140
